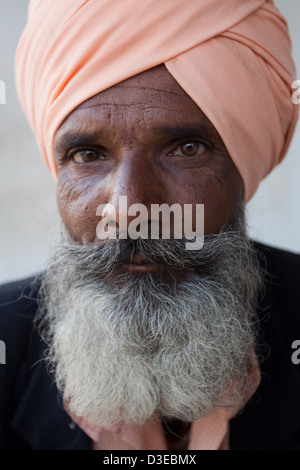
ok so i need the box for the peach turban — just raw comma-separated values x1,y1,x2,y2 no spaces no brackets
15,0,298,201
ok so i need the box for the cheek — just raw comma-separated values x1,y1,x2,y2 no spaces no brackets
203,171,243,233
56,173,104,243
171,166,243,235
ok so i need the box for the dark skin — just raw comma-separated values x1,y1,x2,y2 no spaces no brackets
54,65,243,270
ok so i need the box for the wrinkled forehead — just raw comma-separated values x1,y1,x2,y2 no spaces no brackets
76,65,192,110
55,65,221,142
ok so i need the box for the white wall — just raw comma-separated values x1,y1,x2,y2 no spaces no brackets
246,0,300,253
0,0,299,284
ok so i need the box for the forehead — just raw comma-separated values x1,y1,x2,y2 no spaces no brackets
77,64,194,109
56,65,220,138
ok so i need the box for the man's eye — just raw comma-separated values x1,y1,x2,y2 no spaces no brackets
169,141,206,157
70,149,106,163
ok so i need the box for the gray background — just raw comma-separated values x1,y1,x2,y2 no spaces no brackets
0,0,299,284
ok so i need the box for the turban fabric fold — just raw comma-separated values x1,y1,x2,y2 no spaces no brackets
15,0,298,201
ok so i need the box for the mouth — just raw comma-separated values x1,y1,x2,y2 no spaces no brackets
120,254,160,273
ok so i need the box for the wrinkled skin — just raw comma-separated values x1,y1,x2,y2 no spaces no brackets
54,65,243,249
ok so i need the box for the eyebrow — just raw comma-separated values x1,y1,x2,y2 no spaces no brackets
54,131,106,153
153,124,216,140
54,123,217,154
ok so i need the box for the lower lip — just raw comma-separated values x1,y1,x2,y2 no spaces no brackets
121,263,160,273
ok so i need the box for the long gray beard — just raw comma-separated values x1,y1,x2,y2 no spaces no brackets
37,210,263,428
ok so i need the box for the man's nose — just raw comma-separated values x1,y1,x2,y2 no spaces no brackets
100,155,164,232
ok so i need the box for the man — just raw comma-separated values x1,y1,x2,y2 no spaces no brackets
0,0,300,450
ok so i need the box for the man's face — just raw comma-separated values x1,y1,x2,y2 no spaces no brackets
54,65,243,246
41,65,259,430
